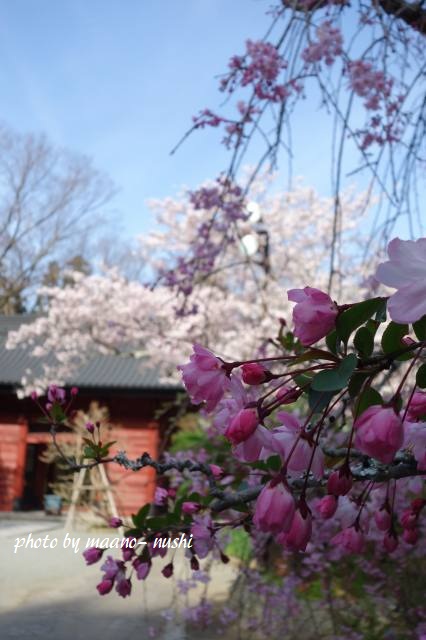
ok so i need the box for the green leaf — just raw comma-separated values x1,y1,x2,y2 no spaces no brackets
265,455,281,472
294,373,314,388
308,388,337,413
416,363,426,389
325,330,340,356
279,331,295,350
374,299,387,323
354,326,374,358
50,402,66,423
336,298,385,344
83,445,97,459
381,321,411,361
102,440,117,449
348,372,370,398
145,516,168,531
311,354,358,392
355,387,383,417
132,503,151,528
413,315,426,341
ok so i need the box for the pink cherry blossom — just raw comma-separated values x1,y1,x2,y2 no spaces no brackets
178,343,230,412
154,486,168,506
233,424,272,463
287,287,338,346
354,405,404,464
302,21,343,66
135,561,151,581
212,374,252,436
253,480,295,534
383,532,398,553
47,384,66,404
191,515,214,559
331,526,365,554
402,528,419,545
116,577,132,598
100,556,122,580
375,508,391,532
269,411,324,479
277,507,312,552
406,391,426,421
375,237,426,323
224,407,259,445
316,495,338,519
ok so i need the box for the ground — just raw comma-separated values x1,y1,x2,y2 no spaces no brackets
0,513,236,640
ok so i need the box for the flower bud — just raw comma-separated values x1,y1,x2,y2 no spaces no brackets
402,528,419,545
85,422,95,434
383,532,398,553
161,562,174,578
83,547,103,565
224,407,259,445
209,464,223,478
253,480,295,535
327,467,352,497
109,516,123,528
241,363,268,385
401,509,417,530
375,508,391,532
275,385,302,405
278,508,312,552
116,577,132,598
96,579,113,595
182,501,200,515
317,495,338,519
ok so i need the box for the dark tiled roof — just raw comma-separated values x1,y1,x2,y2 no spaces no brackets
0,315,181,391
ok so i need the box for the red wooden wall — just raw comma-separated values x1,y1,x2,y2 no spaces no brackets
108,424,159,515
0,423,27,511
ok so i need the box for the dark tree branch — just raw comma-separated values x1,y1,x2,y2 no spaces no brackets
376,0,426,35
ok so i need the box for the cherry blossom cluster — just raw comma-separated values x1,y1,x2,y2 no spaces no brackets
160,177,247,300
220,39,288,102
25,235,421,622
6,182,372,394
177,236,425,555
184,0,424,247
301,21,343,66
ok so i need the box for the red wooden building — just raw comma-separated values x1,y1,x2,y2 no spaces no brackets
0,315,180,515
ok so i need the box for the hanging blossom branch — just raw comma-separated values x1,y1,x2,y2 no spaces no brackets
162,0,426,304
31,236,426,602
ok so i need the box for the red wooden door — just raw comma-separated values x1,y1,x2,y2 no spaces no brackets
0,423,27,510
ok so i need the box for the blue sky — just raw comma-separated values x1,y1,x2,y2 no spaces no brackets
0,0,272,236
0,1,416,240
